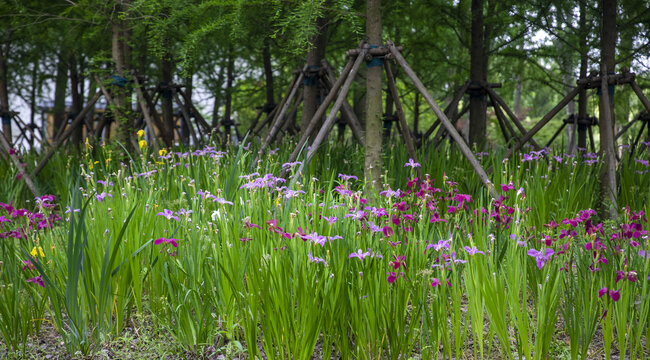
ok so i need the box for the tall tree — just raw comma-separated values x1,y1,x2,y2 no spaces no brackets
301,10,328,135
599,0,618,218
468,0,486,147
364,0,383,191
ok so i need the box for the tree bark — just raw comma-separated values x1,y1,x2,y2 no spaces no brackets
53,52,68,140
364,0,383,192
469,0,487,148
0,39,10,143
223,45,235,143
70,55,84,147
599,0,618,218
262,38,275,109
301,12,328,135
160,26,175,147
577,1,589,150
112,0,133,149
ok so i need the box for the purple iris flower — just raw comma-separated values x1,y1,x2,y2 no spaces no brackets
464,246,485,256
154,237,179,248
404,158,421,168
95,192,112,202
157,209,179,221
349,249,371,260
213,198,234,205
338,173,358,181
308,253,327,266
323,216,338,225
527,248,555,269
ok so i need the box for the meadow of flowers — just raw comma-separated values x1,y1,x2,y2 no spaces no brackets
0,139,649,359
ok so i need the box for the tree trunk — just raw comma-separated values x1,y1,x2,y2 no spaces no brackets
53,52,68,140
262,38,275,109
577,0,589,151
112,0,133,149
364,0,383,191
469,0,487,148
29,59,38,148
301,13,328,135
599,0,618,218
0,40,10,143
160,28,175,147
223,45,235,142
70,55,84,147
211,64,225,128
180,74,192,144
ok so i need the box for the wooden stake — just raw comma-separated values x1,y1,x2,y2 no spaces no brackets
387,41,495,197
284,57,356,167
421,80,470,142
293,49,367,179
0,132,38,196
172,89,199,146
322,59,365,146
256,66,306,161
485,87,541,149
505,84,583,159
33,91,102,176
384,60,421,179
132,71,161,153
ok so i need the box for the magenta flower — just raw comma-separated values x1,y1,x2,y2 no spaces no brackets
349,249,371,260
392,255,406,269
430,212,447,223
27,275,44,287
598,287,608,298
431,278,441,287
155,237,179,248
527,248,554,269
338,173,358,181
500,183,514,192
157,209,179,221
382,226,394,238
387,272,397,284
609,290,620,302
404,158,421,168
464,246,485,256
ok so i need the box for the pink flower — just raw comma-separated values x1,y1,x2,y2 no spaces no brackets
609,290,620,302
155,237,179,248
431,278,441,287
387,272,397,284
392,255,406,269
598,287,608,298
27,276,44,287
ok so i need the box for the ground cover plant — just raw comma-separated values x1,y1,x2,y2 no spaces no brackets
0,139,649,359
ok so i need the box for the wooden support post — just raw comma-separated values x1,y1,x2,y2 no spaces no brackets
256,66,306,161
284,57,356,167
629,120,647,159
387,41,495,197
322,60,365,146
293,49,367,179
0,132,38,196
177,88,214,136
131,71,161,153
253,106,278,136
384,60,422,180
277,90,303,144
485,87,541,149
546,122,568,148
421,80,470,142
588,125,596,153
505,84,583,159
615,115,639,141
490,96,515,143
172,89,199,146
95,77,142,154
33,91,102,176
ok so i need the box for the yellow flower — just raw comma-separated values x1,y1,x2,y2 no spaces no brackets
137,130,145,138
85,137,93,150
275,196,281,208
30,246,45,258
159,149,168,157
138,139,147,149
